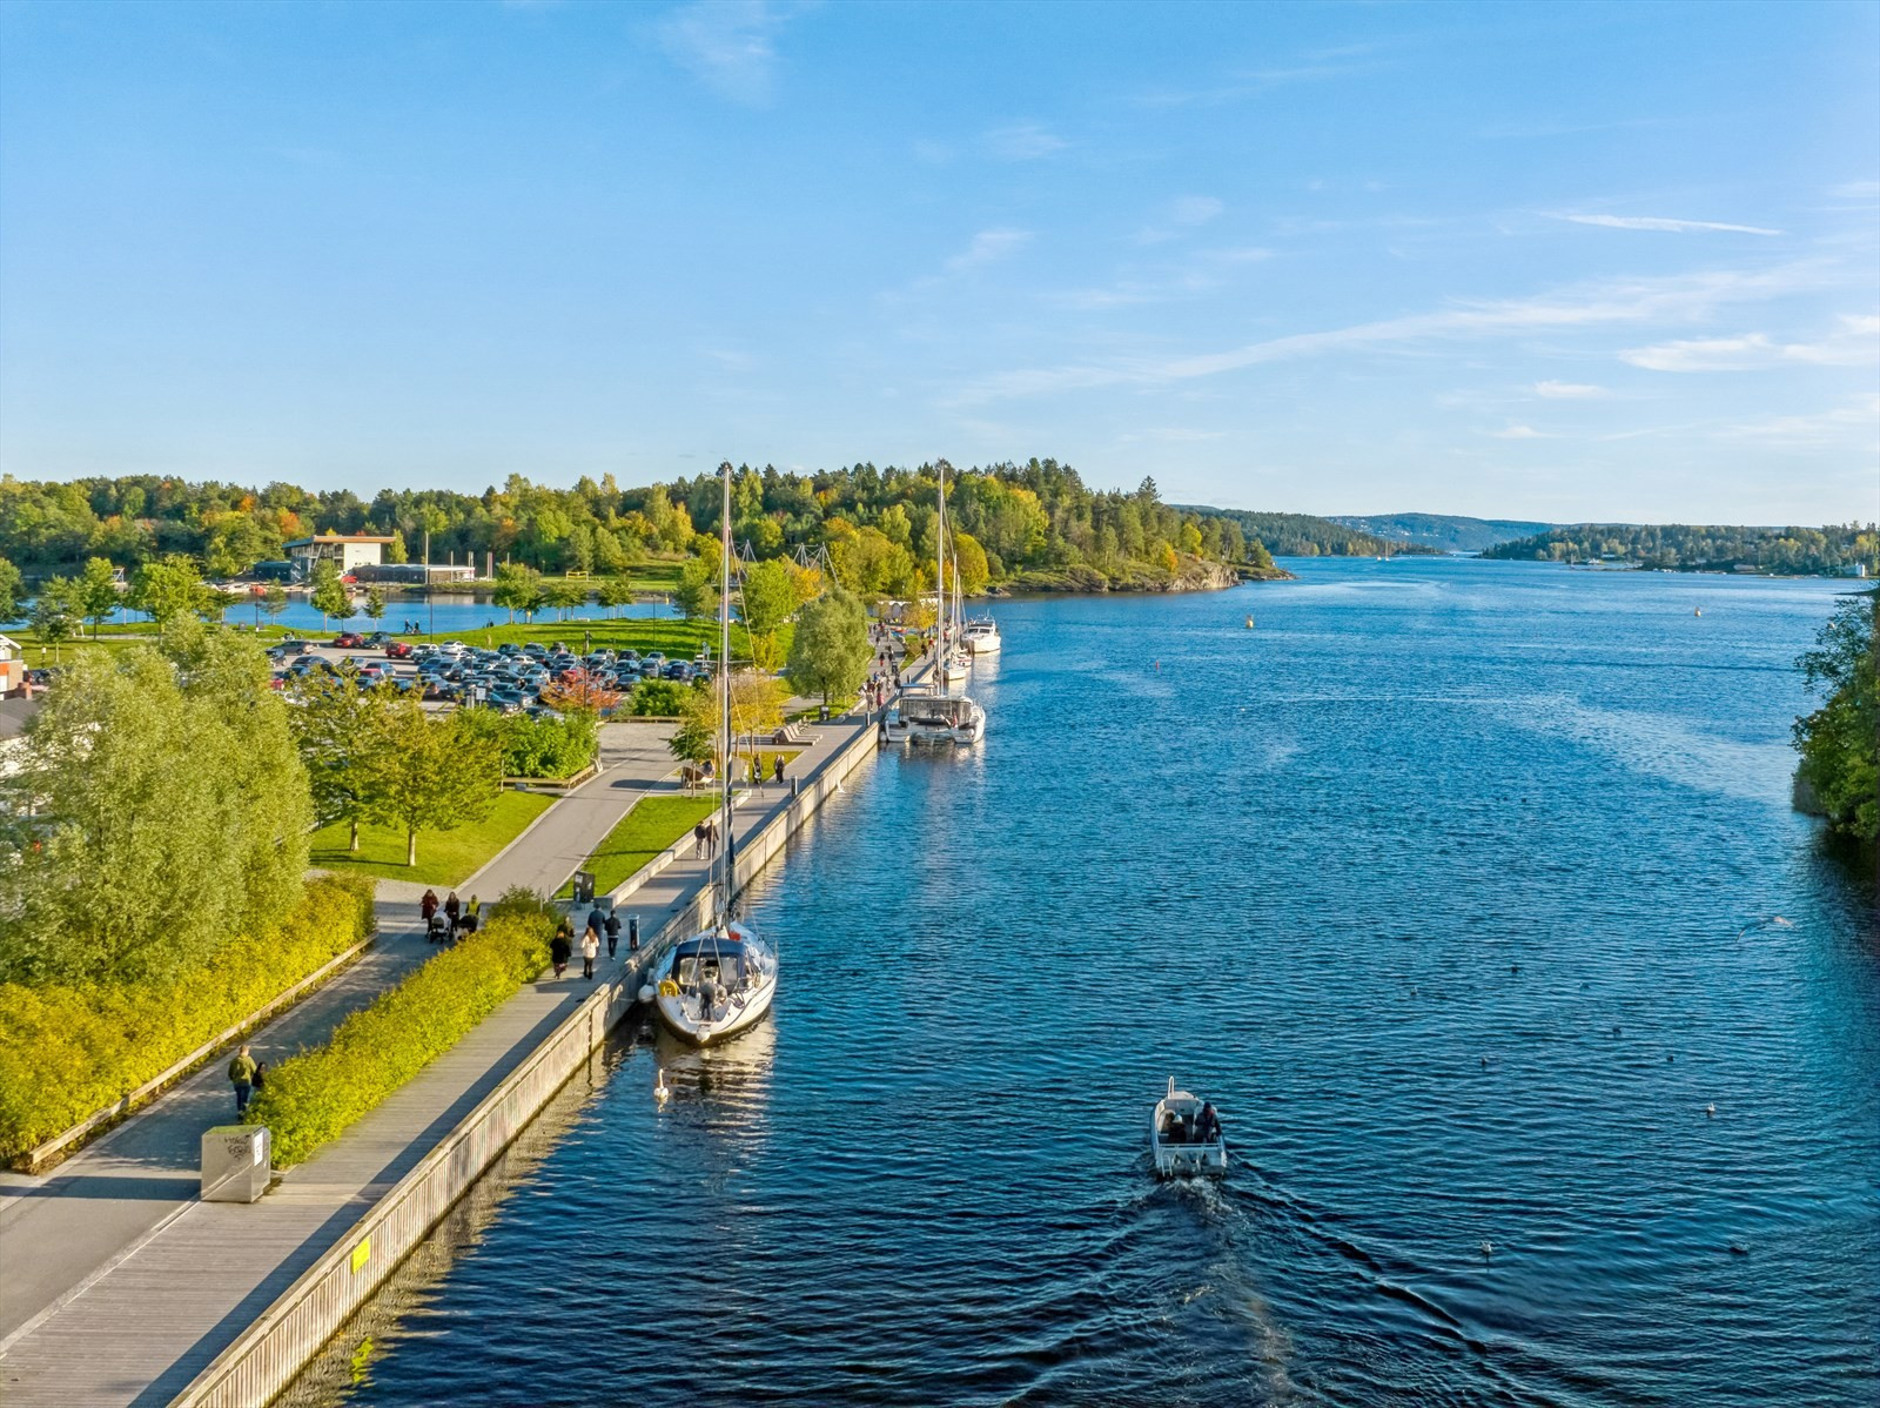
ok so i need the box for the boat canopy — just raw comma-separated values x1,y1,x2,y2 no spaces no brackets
668,936,748,986
901,694,980,726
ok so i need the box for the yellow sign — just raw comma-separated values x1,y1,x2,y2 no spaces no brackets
350,1236,371,1274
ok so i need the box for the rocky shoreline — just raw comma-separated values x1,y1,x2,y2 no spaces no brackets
989,558,1292,594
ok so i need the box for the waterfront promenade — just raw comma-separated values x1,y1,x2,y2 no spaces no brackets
0,717,865,1406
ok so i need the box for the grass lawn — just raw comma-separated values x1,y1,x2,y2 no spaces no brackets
309,789,556,887
557,794,718,899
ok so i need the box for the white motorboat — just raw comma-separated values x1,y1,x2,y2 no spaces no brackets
646,920,777,1045
888,689,986,746
963,616,1002,655
641,460,780,1047
1151,1077,1227,1177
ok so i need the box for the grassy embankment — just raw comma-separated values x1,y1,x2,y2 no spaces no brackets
555,795,718,899
309,790,555,887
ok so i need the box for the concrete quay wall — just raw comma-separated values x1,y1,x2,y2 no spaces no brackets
168,718,881,1408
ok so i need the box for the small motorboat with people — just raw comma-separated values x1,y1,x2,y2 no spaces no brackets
639,460,780,1047
963,615,1002,655
1151,1077,1227,1178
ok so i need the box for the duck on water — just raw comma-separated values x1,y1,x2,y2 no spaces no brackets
638,460,779,1048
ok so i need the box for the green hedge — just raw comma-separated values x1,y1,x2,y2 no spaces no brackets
247,891,556,1165
458,706,598,779
0,874,376,1159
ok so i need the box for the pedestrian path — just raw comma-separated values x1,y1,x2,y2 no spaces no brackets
0,713,875,1407
0,722,675,1365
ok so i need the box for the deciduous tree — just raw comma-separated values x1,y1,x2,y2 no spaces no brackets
786,587,871,706
364,699,502,867
309,559,350,629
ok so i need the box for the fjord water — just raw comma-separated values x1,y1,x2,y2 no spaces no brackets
312,559,1877,1407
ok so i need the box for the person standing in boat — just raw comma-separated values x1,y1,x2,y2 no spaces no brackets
1197,1103,1221,1143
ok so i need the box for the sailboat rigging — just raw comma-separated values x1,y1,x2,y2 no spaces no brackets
640,461,780,1045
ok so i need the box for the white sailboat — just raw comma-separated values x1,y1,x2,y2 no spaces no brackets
891,461,984,745
641,461,779,1045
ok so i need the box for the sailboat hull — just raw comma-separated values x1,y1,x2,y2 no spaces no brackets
655,975,776,1046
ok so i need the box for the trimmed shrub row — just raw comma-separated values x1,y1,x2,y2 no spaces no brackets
0,874,376,1159
247,891,556,1165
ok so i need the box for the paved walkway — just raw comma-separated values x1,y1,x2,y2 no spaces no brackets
0,713,876,1407
0,723,677,1368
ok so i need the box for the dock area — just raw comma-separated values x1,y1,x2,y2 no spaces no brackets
0,710,881,1408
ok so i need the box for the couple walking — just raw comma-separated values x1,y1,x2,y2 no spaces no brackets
692,818,722,859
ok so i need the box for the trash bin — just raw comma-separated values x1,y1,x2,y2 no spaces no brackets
201,1125,271,1203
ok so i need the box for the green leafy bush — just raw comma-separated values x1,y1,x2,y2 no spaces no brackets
629,678,689,716
457,706,598,778
0,875,375,1159
248,890,556,1165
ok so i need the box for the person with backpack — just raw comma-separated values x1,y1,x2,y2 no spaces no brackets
604,908,622,958
228,1045,257,1115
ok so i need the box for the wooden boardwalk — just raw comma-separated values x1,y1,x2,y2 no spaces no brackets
0,714,873,1407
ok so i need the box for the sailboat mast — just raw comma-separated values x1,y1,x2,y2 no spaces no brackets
718,460,733,923
936,461,948,697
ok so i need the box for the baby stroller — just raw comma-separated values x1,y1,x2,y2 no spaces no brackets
427,912,451,944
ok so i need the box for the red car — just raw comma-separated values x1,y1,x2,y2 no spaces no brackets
384,641,413,659
331,632,365,648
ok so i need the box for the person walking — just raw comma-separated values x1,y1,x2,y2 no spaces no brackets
462,895,481,936
693,820,707,859
420,889,439,924
604,908,622,957
586,903,606,947
581,927,599,980
444,891,461,929
228,1045,258,1115
773,754,785,787
550,922,573,978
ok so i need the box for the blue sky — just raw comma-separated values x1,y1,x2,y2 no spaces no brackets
1,0,1875,523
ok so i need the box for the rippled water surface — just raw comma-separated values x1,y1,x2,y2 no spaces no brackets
308,559,1878,1407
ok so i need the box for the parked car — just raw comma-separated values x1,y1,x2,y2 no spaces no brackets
331,632,365,648
274,638,312,656
364,632,390,646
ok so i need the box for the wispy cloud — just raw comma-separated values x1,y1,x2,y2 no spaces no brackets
1535,380,1609,399
1621,315,1879,372
950,264,1824,404
655,0,791,106
1133,49,1397,108
982,123,1067,161
1555,213,1783,236
1717,393,1880,446
1488,424,1549,439
1136,195,1225,244
944,228,1032,273
1828,180,1880,201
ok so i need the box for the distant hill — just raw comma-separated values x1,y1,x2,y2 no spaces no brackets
1178,507,1433,557
1329,513,1555,552
1484,523,1879,576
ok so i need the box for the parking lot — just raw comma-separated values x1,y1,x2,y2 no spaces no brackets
268,631,713,718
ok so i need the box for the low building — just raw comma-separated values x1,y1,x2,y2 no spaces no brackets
352,563,478,586
0,635,23,698
285,534,398,581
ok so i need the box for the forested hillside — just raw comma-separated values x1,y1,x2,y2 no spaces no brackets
0,461,1255,594
1330,513,1553,552
1179,507,1429,557
1482,523,1879,575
